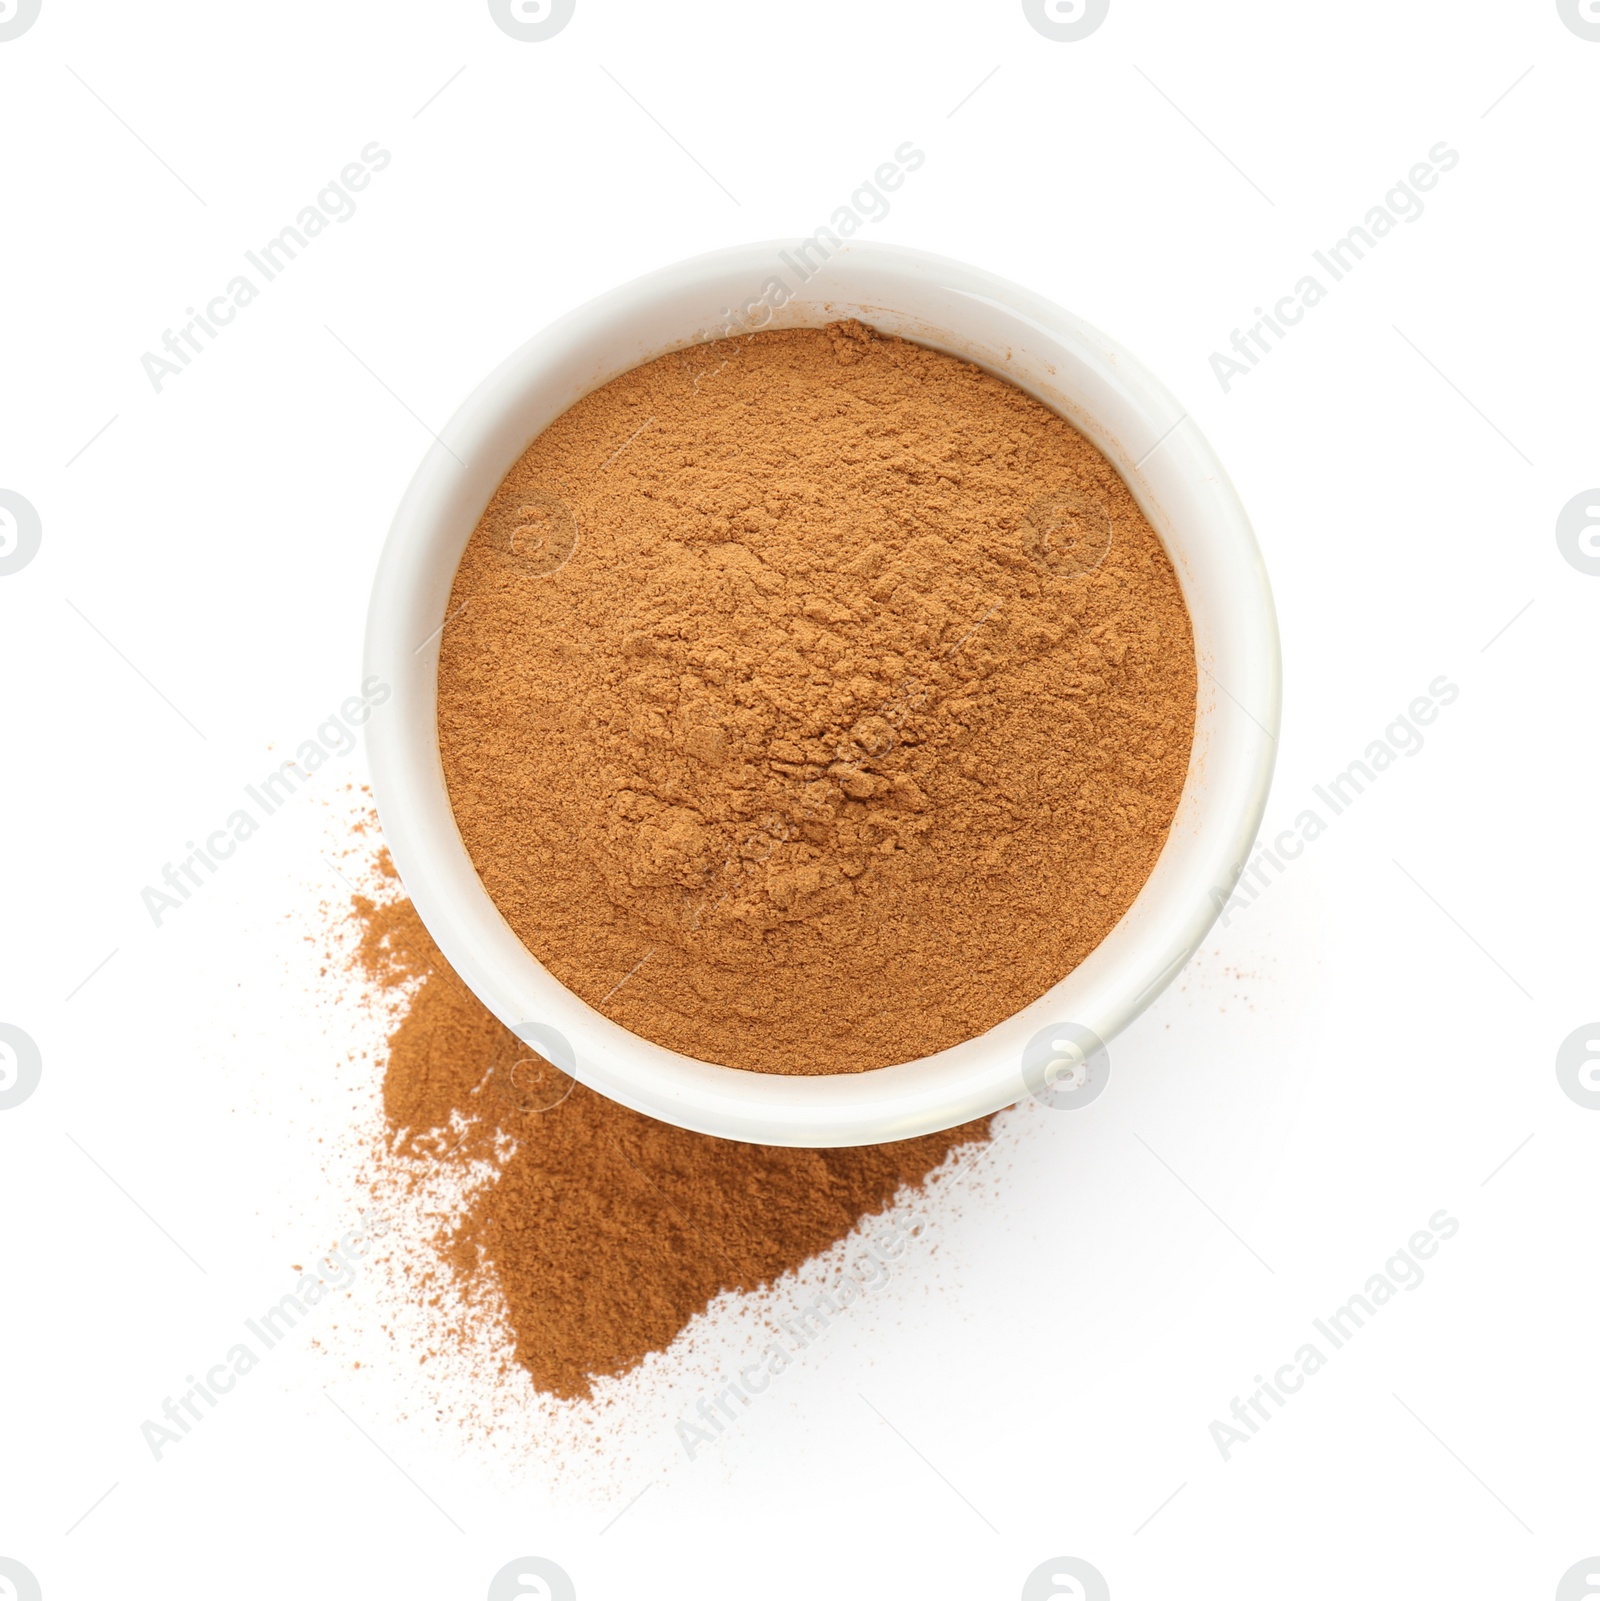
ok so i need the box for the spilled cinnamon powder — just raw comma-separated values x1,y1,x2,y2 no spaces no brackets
437,319,1195,1075
351,853,993,1400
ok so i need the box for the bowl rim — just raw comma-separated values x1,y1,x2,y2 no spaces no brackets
363,239,1281,1147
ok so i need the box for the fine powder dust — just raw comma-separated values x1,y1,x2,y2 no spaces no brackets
349,854,994,1401
437,320,1196,1074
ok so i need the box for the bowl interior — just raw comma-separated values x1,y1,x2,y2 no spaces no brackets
364,241,1279,1147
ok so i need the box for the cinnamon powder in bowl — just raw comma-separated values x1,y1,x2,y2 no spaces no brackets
365,240,1280,1144
435,319,1195,1077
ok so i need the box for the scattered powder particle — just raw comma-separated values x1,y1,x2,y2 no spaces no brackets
350,852,993,1400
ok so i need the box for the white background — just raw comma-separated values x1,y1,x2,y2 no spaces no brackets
2,2,1597,1598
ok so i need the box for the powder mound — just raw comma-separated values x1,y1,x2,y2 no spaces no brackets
438,320,1196,1075
351,864,993,1400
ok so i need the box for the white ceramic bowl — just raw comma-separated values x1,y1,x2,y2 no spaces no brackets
364,240,1280,1148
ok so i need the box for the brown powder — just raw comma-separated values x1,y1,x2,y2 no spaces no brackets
350,852,993,1400
438,320,1195,1074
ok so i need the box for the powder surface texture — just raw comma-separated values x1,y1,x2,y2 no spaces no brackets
437,321,1195,1074
352,858,992,1400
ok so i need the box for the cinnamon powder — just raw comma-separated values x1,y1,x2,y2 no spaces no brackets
437,320,1195,1074
351,857,993,1400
